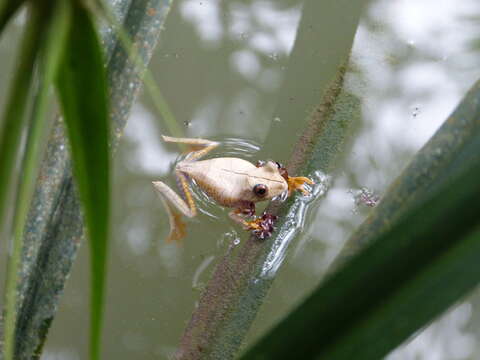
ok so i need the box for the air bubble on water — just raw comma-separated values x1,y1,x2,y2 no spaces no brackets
217,229,239,248
273,116,281,122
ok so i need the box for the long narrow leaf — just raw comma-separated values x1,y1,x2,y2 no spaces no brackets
0,3,43,240
241,106,480,359
56,4,110,360
95,0,184,141
11,1,171,358
3,2,71,359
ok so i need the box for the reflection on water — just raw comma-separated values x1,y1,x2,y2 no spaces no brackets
388,303,476,360
0,0,472,358
260,170,330,279
191,255,215,291
218,137,261,157
41,349,80,360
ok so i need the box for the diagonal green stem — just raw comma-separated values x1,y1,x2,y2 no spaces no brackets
176,0,369,358
241,115,480,358
97,0,184,142
240,78,480,358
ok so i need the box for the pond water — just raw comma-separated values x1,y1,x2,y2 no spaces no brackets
1,0,480,359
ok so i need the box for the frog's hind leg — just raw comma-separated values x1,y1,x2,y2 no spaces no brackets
152,173,196,243
174,170,197,217
162,135,219,161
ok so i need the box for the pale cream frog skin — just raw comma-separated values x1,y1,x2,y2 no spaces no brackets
152,136,313,242
178,158,287,207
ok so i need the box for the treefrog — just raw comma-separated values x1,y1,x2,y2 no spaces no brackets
152,136,314,242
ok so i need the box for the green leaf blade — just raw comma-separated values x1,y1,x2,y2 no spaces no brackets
0,3,47,360
0,0,25,33
56,4,110,360
241,117,480,359
3,2,72,359
0,3,43,239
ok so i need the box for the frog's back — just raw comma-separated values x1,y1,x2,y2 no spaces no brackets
178,157,255,207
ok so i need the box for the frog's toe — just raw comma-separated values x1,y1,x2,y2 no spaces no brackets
250,213,278,239
166,210,187,243
288,176,314,195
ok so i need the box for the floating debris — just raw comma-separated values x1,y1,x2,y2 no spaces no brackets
349,187,380,209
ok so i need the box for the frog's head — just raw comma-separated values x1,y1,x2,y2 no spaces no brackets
246,161,288,202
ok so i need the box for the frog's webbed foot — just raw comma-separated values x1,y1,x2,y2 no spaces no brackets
274,163,314,195
287,176,314,195
247,213,278,239
166,209,187,243
153,180,196,244
229,204,278,240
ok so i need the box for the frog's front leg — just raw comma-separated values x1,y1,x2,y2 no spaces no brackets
152,170,197,243
229,202,278,239
229,201,255,228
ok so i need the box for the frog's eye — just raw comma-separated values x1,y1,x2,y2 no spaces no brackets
253,184,268,197
275,161,283,169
